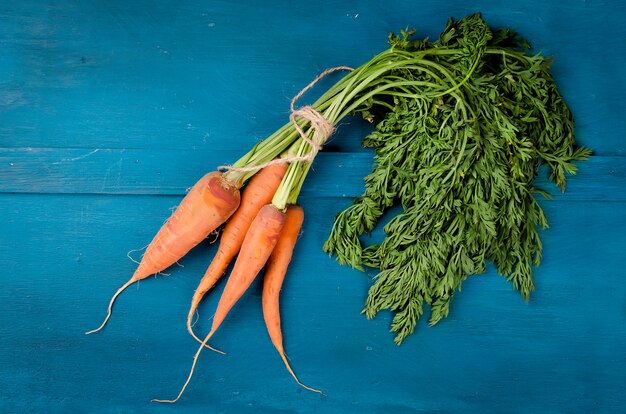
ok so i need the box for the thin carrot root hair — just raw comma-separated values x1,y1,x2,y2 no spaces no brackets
190,309,199,328
85,279,136,335
126,244,149,265
84,280,224,354
278,350,324,395
186,305,223,352
187,309,206,346
207,230,221,244
152,328,216,403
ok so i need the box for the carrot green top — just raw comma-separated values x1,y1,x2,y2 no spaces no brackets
222,14,589,344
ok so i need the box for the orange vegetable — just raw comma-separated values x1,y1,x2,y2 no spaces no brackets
187,163,288,346
86,172,240,338
262,204,322,393
154,204,286,403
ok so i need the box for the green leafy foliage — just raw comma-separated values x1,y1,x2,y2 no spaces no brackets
323,14,591,344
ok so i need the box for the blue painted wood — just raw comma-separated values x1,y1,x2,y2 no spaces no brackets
1,0,624,154
1,148,622,201
1,1,625,413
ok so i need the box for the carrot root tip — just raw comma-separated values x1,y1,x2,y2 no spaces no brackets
206,343,226,355
186,316,226,354
278,351,323,394
151,398,179,404
85,278,136,335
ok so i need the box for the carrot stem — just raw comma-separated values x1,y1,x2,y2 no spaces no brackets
224,51,453,189
272,137,314,210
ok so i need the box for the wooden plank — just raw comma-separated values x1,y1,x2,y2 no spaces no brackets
0,1,624,155
0,148,373,197
1,147,622,200
1,193,624,412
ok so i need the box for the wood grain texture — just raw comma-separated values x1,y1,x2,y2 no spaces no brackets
1,0,625,413
1,148,619,200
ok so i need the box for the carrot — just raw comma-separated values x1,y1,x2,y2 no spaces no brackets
187,163,287,346
86,171,241,337
153,204,286,403
262,205,322,394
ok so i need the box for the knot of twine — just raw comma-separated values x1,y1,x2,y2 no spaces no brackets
218,66,354,173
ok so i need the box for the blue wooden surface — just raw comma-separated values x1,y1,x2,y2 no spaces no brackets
1,1,625,413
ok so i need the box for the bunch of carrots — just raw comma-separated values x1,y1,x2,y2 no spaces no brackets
88,158,322,400
86,67,365,401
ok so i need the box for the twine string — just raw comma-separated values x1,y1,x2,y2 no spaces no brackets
218,66,354,173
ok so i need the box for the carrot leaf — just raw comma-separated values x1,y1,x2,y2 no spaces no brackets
323,13,590,344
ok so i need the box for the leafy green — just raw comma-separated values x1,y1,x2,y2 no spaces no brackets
323,14,591,344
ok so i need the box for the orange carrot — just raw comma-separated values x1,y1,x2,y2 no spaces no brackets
187,163,287,346
262,205,322,394
153,204,286,403
86,171,241,337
